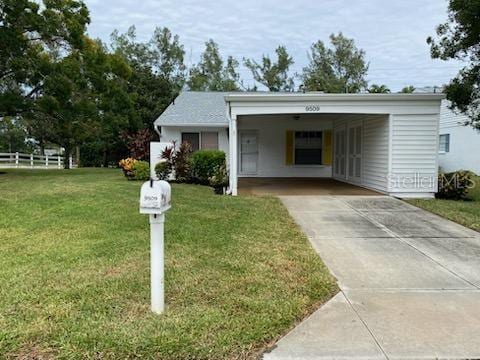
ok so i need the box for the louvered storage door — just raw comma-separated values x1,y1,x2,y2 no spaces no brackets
334,126,347,179
347,124,362,182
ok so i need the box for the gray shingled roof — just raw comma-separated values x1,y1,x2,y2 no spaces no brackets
154,91,229,126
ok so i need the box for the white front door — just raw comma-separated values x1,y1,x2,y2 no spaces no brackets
239,131,258,175
347,124,362,182
334,126,347,179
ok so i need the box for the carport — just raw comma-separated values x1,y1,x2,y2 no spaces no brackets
225,92,445,198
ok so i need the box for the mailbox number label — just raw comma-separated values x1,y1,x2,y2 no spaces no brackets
142,194,161,208
305,105,320,112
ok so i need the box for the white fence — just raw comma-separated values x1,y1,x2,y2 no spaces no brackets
0,152,76,169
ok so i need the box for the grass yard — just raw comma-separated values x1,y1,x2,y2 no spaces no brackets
0,169,337,359
408,176,480,232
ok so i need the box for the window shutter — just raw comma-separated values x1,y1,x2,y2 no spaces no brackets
323,130,332,165
285,130,294,165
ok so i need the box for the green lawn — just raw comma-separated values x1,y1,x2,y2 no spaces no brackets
0,169,337,359
408,176,480,232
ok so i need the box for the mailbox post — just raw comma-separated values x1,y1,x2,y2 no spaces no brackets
140,180,171,314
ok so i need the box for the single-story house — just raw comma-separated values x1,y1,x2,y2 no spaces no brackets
152,91,445,198
438,100,480,175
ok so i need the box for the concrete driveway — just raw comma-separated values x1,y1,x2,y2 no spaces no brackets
264,196,480,360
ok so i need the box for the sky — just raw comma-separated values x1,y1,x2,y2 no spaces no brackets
83,0,463,92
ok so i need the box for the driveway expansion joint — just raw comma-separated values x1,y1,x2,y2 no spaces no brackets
341,290,390,360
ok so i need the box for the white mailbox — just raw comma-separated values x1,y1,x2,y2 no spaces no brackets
140,180,171,214
139,179,172,314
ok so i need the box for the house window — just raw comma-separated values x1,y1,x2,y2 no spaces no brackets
201,132,218,149
181,132,219,151
295,131,322,165
182,133,200,151
439,134,450,153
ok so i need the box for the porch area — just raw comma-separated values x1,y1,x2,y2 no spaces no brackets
238,177,380,196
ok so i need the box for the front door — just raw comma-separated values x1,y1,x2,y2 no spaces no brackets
347,124,362,182
334,126,346,179
239,131,258,175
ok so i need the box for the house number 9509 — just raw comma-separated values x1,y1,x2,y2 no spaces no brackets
305,105,320,111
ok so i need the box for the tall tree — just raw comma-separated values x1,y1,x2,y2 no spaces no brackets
0,0,90,116
400,85,416,93
427,0,480,129
244,46,294,91
300,32,369,93
111,26,185,129
187,40,240,91
368,84,391,93
26,38,134,168
150,27,186,89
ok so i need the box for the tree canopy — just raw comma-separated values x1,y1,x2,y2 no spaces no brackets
110,26,185,130
244,46,294,91
368,84,391,93
0,0,90,116
427,0,480,129
399,85,416,93
25,38,135,167
300,33,369,93
187,40,240,91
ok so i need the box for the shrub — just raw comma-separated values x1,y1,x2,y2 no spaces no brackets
209,163,229,194
155,144,175,180
437,170,476,199
132,160,150,181
174,142,192,182
119,157,137,180
121,129,154,161
191,150,226,185
155,161,171,180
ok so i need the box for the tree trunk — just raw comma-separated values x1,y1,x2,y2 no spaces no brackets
64,147,71,169
75,146,80,167
102,148,108,168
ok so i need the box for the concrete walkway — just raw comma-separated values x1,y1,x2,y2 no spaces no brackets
264,196,480,360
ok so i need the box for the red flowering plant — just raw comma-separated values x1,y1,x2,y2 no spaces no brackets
121,129,154,161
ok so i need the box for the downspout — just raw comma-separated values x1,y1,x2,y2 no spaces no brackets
226,100,233,195
154,124,161,140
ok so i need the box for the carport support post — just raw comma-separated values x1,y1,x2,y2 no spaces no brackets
149,213,165,314
229,116,238,196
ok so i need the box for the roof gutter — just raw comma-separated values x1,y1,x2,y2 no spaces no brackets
224,93,446,102
153,123,229,127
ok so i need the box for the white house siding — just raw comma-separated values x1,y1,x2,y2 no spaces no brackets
160,126,229,157
438,100,480,174
362,116,389,192
237,115,332,177
389,114,439,196
331,115,389,193
149,126,229,178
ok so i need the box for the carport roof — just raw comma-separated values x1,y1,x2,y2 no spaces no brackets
154,91,445,127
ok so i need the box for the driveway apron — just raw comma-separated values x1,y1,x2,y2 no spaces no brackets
264,195,480,360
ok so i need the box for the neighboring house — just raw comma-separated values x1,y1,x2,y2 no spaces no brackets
152,91,445,198
438,100,480,174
